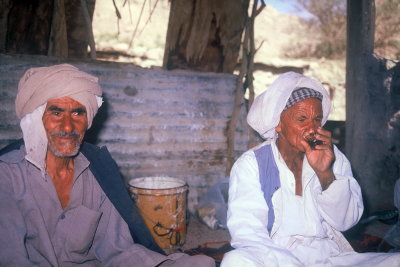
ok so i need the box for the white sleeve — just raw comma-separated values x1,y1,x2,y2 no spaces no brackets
227,151,303,266
314,146,364,231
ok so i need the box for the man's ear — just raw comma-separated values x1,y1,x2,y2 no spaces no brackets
275,121,281,133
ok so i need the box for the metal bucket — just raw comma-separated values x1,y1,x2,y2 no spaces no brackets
129,176,188,249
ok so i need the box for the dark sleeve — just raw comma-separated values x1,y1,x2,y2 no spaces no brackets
81,142,165,255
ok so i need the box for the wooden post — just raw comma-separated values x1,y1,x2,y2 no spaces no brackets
48,0,68,57
163,0,249,73
346,0,400,213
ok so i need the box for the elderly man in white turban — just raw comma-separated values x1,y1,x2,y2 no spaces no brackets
0,64,214,267
221,72,400,267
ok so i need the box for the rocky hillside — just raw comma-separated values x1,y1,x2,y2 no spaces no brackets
93,0,346,121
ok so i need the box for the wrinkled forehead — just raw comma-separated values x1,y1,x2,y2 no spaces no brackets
45,96,87,109
280,97,323,118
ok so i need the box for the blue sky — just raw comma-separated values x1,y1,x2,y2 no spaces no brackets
267,0,313,19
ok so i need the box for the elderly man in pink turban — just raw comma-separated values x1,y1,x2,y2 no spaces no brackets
221,72,400,267
0,64,214,267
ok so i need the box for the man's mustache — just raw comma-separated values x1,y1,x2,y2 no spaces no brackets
50,131,80,138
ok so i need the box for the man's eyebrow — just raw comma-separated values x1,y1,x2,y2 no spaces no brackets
72,107,87,113
47,106,64,112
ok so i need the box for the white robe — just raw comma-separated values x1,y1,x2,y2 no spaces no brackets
221,141,400,267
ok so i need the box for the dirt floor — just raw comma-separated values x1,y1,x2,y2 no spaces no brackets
182,216,231,251
159,215,231,265
161,214,395,265
161,215,231,256
181,215,392,248
163,214,395,263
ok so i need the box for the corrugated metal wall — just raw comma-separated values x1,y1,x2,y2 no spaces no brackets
0,54,248,212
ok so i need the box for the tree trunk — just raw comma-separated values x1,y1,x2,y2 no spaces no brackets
65,0,96,58
163,0,249,73
48,0,68,57
5,0,54,55
346,0,400,213
0,0,12,52
1,0,96,58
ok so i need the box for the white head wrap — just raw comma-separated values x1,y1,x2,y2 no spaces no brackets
247,72,331,139
15,64,103,175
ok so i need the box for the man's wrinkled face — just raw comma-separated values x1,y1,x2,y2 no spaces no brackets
42,97,88,157
275,98,323,152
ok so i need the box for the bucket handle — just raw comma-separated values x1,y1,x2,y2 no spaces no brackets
153,222,186,236
153,222,186,247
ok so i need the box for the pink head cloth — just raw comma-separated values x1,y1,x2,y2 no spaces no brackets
15,64,103,128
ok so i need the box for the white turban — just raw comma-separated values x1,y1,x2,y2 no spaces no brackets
15,64,103,176
247,72,331,139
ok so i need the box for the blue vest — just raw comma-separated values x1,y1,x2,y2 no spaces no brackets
254,144,281,234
